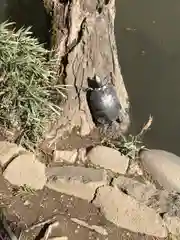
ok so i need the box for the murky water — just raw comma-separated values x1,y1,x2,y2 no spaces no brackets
115,0,180,155
0,0,51,48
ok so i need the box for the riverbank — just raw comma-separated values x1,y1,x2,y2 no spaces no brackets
0,123,180,240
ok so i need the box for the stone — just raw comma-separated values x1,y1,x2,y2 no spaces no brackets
163,213,180,236
3,153,46,190
46,166,108,201
93,186,167,237
112,176,157,204
71,218,108,235
0,141,25,167
139,149,180,192
87,145,129,174
143,190,180,217
53,149,78,164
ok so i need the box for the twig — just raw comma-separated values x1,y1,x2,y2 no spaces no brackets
25,217,56,232
42,221,59,240
138,115,153,137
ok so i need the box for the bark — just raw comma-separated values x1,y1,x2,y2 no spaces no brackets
43,0,130,146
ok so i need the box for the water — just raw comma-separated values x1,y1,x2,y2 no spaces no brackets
0,0,51,48
115,0,180,155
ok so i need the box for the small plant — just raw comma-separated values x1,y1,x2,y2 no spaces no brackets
102,115,153,159
12,184,36,197
0,21,66,149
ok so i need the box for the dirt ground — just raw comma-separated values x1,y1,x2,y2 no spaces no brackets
0,130,168,240
0,172,166,240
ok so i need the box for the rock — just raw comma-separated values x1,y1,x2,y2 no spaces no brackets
139,149,180,192
93,186,167,237
112,176,157,204
71,218,108,235
46,166,108,201
3,153,46,190
87,146,129,174
145,190,170,214
159,192,180,217
53,150,78,164
143,190,180,217
163,213,180,235
0,141,25,167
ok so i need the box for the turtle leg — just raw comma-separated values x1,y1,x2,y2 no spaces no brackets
115,109,130,134
116,108,126,124
81,87,93,92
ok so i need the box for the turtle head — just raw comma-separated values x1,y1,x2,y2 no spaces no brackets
88,74,108,89
93,75,104,88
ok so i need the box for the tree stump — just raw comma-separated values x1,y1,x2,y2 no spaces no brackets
43,0,130,147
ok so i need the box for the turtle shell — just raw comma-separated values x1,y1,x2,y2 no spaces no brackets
88,83,122,125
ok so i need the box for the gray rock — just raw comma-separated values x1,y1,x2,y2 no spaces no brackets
140,189,180,217
0,141,25,167
53,149,78,164
163,213,180,236
139,149,180,192
159,192,180,217
112,176,157,203
112,177,180,218
87,145,129,174
3,153,46,190
46,166,108,201
93,186,167,237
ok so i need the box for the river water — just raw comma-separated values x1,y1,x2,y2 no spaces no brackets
115,0,180,155
0,0,51,48
1,0,180,155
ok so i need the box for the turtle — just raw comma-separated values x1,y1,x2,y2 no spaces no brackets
87,74,123,130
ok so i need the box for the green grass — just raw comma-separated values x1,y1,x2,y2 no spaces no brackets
0,21,66,149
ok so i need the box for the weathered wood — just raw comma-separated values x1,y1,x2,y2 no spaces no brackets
43,0,130,146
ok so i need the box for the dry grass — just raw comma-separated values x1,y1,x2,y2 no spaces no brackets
102,115,153,159
0,21,66,149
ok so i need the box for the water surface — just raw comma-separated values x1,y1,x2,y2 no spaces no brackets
115,0,180,155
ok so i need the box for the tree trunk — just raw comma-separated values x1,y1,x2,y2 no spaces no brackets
43,0,130,147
